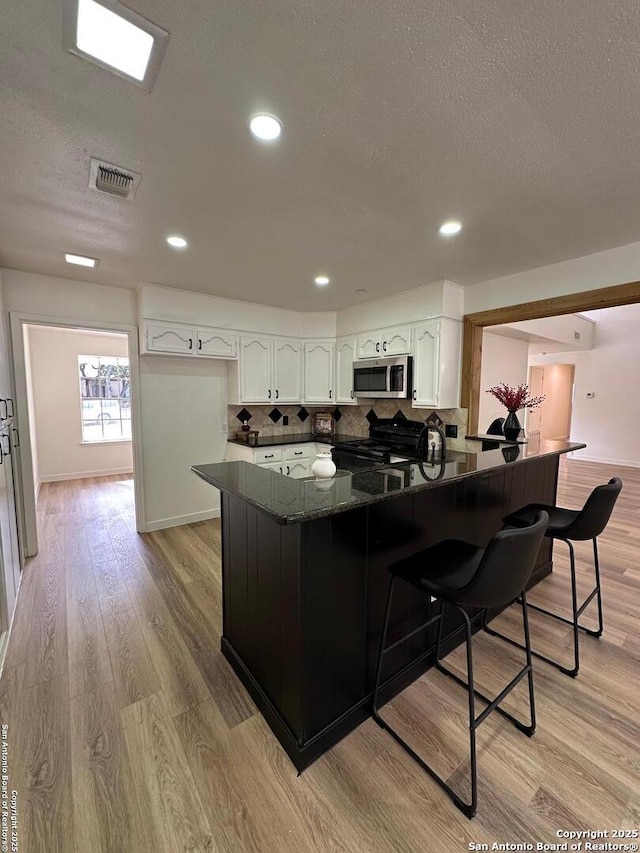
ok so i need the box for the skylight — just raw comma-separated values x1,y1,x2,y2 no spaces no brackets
63,0,169,91
77,0,153,81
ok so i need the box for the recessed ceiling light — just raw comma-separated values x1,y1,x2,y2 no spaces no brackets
65,252,98,268
249,114,283,142
439,220,463,236
314,275,330,286
63,0,169,91
167,236,188,248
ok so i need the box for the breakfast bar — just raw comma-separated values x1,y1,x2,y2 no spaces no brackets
192,440,584,771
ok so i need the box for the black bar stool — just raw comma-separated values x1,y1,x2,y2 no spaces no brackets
486,477,622,677
372,512,548,819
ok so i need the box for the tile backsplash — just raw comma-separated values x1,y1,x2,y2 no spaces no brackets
227,401,468,450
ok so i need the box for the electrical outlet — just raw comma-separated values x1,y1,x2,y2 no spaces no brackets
283,415,289,426
445,424,458,438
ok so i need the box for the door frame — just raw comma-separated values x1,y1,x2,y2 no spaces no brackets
461,279,640,434
9,312,146,557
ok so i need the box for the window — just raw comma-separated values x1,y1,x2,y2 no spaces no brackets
79,355,131,442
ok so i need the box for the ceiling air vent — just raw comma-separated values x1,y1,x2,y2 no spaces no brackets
89,158,141,201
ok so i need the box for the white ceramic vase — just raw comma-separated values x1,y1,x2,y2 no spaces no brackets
311,451,336,480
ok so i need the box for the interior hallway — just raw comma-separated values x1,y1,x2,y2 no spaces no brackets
0,464,638,852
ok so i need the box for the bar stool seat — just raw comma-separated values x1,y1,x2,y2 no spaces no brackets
372,512,548,819
487,477,622,677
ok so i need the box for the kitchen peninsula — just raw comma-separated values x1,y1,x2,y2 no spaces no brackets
192,440,584,770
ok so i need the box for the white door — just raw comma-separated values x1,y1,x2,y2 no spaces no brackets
356,333,381,359
285,459,311,478
304,341,335,404
196,328,237,359
239,336,273,403
273,339,302,403
412,321,440,407
335,338,356,404
146,322,196,355
382,326,411,356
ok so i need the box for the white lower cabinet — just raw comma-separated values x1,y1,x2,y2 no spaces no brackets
224,442,316,478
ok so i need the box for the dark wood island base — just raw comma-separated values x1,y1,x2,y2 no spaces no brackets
194,441,583,771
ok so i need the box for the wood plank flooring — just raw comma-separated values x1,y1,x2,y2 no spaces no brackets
0,462,639,852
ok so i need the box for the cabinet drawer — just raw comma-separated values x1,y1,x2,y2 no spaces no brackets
254,448,283,464
283,445,311,461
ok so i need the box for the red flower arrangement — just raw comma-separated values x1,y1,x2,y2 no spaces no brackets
486,383,545,412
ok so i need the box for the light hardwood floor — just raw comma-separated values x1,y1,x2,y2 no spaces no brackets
0,461,639,852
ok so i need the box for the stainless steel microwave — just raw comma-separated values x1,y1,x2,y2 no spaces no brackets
352,355,413,399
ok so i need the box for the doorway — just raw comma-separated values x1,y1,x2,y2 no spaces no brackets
527,364,575,442
10,315,145,557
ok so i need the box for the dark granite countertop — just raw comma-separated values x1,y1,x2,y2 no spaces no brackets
193,439,585,526
227,432,363,448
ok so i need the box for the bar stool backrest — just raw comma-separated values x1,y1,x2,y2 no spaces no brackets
559,477,622,541
456,512,549,609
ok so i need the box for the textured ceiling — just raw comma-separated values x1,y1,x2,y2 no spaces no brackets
3,1,640,310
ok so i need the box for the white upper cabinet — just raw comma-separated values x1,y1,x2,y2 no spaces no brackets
230,335,302,404
196,328,237,358
145,322,195,355
240,336,273,403
412,318,461,409
304,340,335,404
272,339,302,403
382,325,412,356
335,337,357,404
356,325,411,358
142,320,238,359
356,332,381,359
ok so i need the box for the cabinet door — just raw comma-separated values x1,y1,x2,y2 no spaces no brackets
304,341,335,404
239,336,273,403
356,333,381,359
260,462,283,473
382,326,411,356
412,321,440,407
146,322,195,355
284,459,311,478
196,328,237,359
273,339,302,403
335,338,357,404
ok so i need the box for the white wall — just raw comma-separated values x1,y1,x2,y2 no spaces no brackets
27,326,133,482
478,332,530,433
337,280,463,336
488,314,595,351
140,284,336,338
139,355,228,529
464,239,640,314
530,304,640,466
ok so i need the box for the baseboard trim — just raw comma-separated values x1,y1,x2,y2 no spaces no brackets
145,508,220,532
568,453,640,469
40,468,134,482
